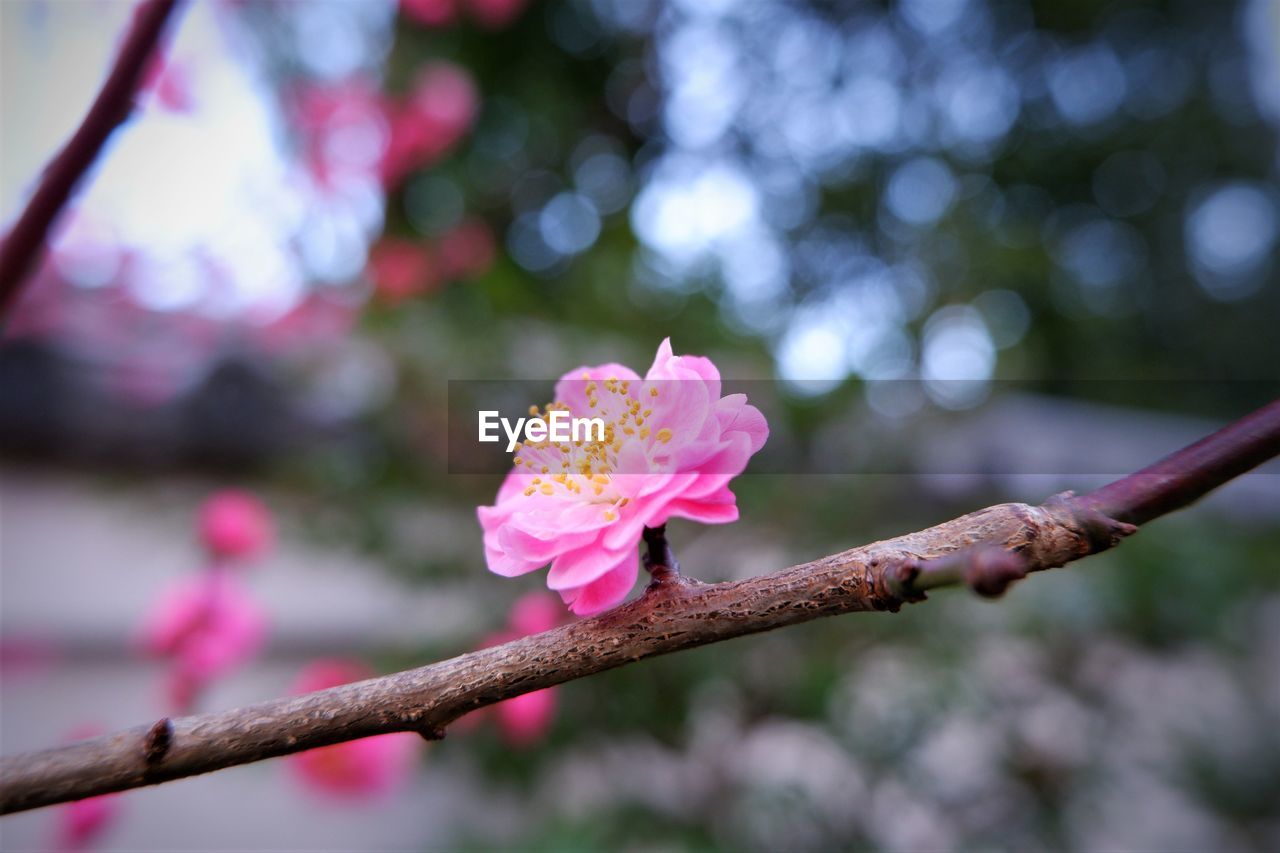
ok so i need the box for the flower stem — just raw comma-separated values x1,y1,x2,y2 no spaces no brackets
641,524,680,584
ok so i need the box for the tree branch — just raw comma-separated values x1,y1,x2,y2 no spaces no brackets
1,399,1276,814
0,0,181,320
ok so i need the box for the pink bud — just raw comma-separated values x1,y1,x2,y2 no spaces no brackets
197,490,273,561
287,660,421,799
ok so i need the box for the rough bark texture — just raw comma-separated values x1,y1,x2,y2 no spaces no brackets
1,399,1276,814
0,0,181,318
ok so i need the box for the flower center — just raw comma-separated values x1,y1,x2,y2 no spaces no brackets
511,374,662,511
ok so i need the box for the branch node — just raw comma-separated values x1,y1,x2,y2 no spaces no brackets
962,548,1030,599
897,547,1030,600
418,727,446,742
143,718,173,766
876,557,926,609
1076,507,1139,551
1045,492,1139,552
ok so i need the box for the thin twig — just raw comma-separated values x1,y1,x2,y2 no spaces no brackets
1076,399,1280,525
0,0,182,319
0,399,1276,814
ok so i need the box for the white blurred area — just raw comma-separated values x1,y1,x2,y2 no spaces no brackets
0,0,392,321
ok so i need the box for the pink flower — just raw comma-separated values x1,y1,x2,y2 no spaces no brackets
287,660,421,798
138,572,267,712
477,339,768,616
55,727,120,852
197,490,273,561
367,238,438,303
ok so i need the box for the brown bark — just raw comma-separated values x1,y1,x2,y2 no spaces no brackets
1,398,1275,815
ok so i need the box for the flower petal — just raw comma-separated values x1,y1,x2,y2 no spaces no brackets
560,552,640,616
665,492,739,524
547,542,632,590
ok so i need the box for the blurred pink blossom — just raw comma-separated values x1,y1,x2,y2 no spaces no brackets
139,571,267,712
460,592,563,745
290,78,389,190
287,659,422,798
54,727,120,852
506,589,562,637
437,217,496,281
257,293,360,355
400,0,458,27
197,490,273,561
291,64,475,190
477,339,769,615
141,54,193,112
495,687,556,747
494,592,561,745
465,0,529,29
401,0,527,29
381,62,479,187
367,238,438,303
